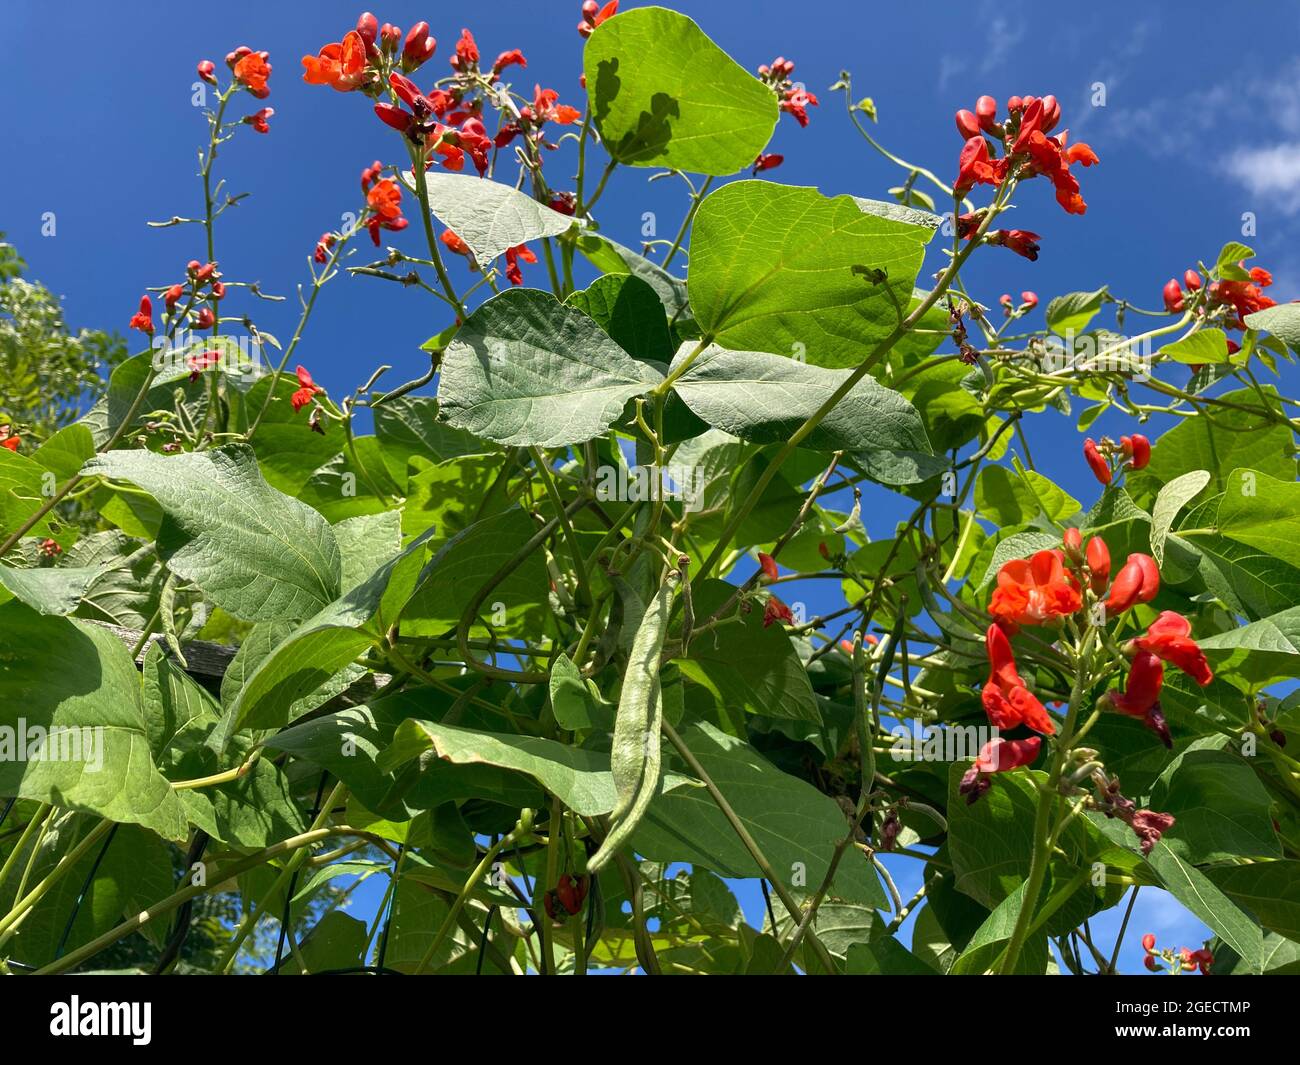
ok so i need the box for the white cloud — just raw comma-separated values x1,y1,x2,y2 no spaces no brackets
1223,142,1300,214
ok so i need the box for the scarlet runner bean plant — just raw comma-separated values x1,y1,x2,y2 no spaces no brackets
1,3,1298,979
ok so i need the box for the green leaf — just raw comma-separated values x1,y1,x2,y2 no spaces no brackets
1206,861,1300,943
418,171,575,264
977,530,1061,587
1216,468,1300,570
372,395,490,493
949,881,1050,975
845,937,940,975
1198,605,1300,688
30,424,95,481
576,234,690,319
549,652,614,732
975,466,1078,526
1150,743,1280,862
1150,470,1211,566
1146,841,1262,971
568,274,674,364
1147,388,1296,496
1162,328,1231,365
632,722,885,906
1244,303,1300,357
436,288,663,447
401,507,547,638
0,603,187,839
688,181,935,369
229,529,432,732
584,6,778,176
83,445,341,622
379,717,697,817
140,641,220,761
676,580,819,723
1215,241,1255,279
1044,286,1108,335
671,345,945,484
0,564,101,615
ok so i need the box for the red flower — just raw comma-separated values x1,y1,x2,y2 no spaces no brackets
1249,265,1273,288
1106,651,1171,747
780,87,819,127
129,295,154,335
39,537,60,557
1123,433,1151,470
1209,278,1276,326
981,624,1055,735
493,49,527,73
531,84,581,126
193,306,215,330
0,428,18,452
1133,611,1213,686
243,106,274,134
197,60,216,85
355,12,378,46
1083,437,1110,485
1130,808,1176,856
578,0,619,37
302,31,367,91
954,136,1007,195
762,595,794,628
364,177,409,245
1184,268,1202,292
504,243,537,286
163,283,184,310
1085,536,1110,593
987,228,1041,261
1021,290,1038,308
757,551,779,581
752,153,783,175
959,736,1041,803
1162,278,1185,313
313,232,336,264
451,29,479,70
441,229,471,257
401,22,436,72
1104,553,1160,615
955,109,981,140
988,549,1082,629
233,50,272,97
290,365,323,412
187,350,222,382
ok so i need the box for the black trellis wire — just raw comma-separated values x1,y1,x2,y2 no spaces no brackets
151,830,210,975
0,796,16,831
53,822,119,961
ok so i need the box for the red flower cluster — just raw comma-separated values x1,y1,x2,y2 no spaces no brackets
494,84,583,155
1142,934,1213,974
951,94,1097,258
229,47,272,97
577,0,619,37
313,232,337,264
361,162,409,245
763,595,794,627
504,243,537,286
757,56,819,128
1164,263,1277,328
290,365,323,413
958,735,1041,803
0,425,19,452
1082,433,1148,486
186,350,222,382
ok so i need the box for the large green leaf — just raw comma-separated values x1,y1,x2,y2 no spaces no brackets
0,604,187,839
584,6,778,176
675,579,819,723
1198,605,1300,688
1150,742,1280,863
1145,841,1262,971
379,717,698,817
0,564,101,615
436,288,663,447
372,395,491,493
631,723,886,906
229,530,432,732
568,274,674,365
1206,861,1300,943
1150,469,1211,566
1245,303,1300,356
688,182,935,369
671,345,945,484
83,445,341,622
1216,467,1300,570
576,234,689,319
419,171,575,264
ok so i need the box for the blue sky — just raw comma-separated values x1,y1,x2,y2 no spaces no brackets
7,0,1298,972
